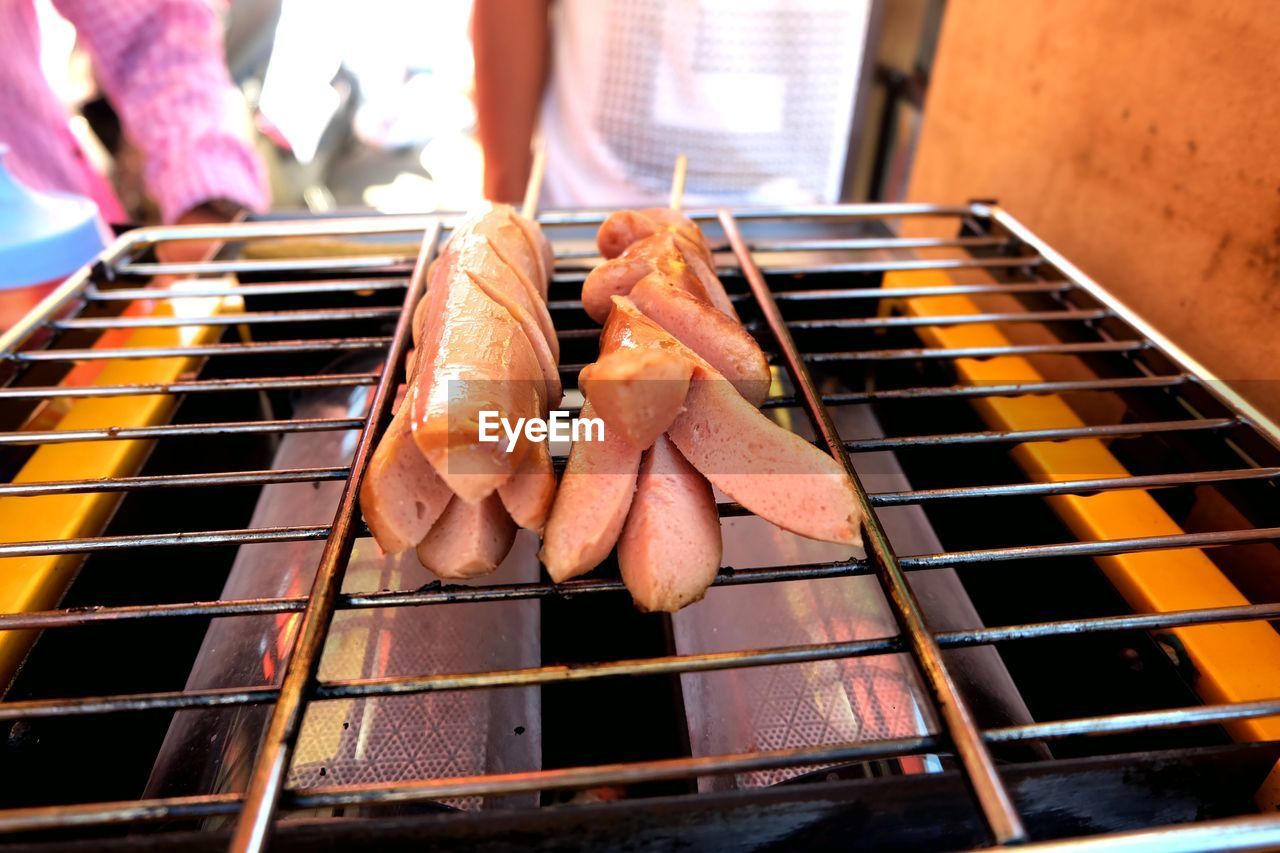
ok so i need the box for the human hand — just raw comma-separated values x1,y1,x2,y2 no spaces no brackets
155,199,247,265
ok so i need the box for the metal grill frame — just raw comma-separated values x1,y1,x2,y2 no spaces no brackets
0,203,1277,851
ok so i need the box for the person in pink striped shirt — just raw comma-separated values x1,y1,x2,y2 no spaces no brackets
1,0,268,247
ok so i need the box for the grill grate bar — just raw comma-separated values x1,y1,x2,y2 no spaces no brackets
552,234,1010,260
901,526,1280,569
873,466,1280,505
289,735,940,809
547,281,1072,313
717,209,1028,844
772,375,1188,409
789,308,1109,332
0,372,379,400
806,339,1150,362
50,307,402,330
0,596,308,630
985,697,1280,744
8,558,1280,638
672,376,1184,413
0,416,365,446
762,255,1041,276
774,281,1073,301
287,700,1280,811
843,417,1237,451
115,255,415,277
84,278,408,301
745,234,1011,254
0,794,243,835
5,337,392,362
0,466,350,498
0,685,278,721
0,525,331,557
550,254,1041,286
227,222,440,853
15,599,1280,720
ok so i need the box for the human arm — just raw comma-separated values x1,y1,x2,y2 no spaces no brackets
472,0,551,204
52,0,268,225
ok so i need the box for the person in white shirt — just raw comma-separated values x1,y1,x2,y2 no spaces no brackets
473,0,873,209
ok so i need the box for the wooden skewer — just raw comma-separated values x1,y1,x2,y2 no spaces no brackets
669,153,688,212
521,142,547,220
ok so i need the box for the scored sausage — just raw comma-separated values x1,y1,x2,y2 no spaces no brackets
597,208,712,262
410,260,545,503
582,232,714,324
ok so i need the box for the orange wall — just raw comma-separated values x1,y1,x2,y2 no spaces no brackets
907,0,1280,416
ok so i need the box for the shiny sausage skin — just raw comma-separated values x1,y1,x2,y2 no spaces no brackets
581,232,713,324
409,259,545,503
597,208,711,262
628,273,768,405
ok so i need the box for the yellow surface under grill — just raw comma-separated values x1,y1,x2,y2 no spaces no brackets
883,267,1280,805
0,289,228,688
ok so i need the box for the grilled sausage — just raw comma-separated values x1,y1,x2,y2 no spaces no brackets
667,365,862,546
471,204,552,304
617,435,721,612
359,402,453,554
416,493,517,578
498,439,557,531
627,273,769,406
539,400,642,582
581,232,713,324
597,208,712,262
452,229,562,407
409,258,546,503
579,349,692,450
509,208,555,299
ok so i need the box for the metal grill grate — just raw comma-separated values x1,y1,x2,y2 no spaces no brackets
1,204,1279,851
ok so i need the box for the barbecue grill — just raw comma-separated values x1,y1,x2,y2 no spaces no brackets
2,203,1280,852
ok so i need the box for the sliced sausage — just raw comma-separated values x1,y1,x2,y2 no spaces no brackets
579,348,692,450
509,207,555,299
597,208,711,262
581,232,713,324
539,400,642,582
617,435,721,612
471,204,550,302
667,366,862,546
498,439,557,531
359,404,453,554
628,273,769,405
416,493,517,579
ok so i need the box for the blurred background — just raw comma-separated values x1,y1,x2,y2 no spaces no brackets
34,0,945,219
29,0,1280,412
